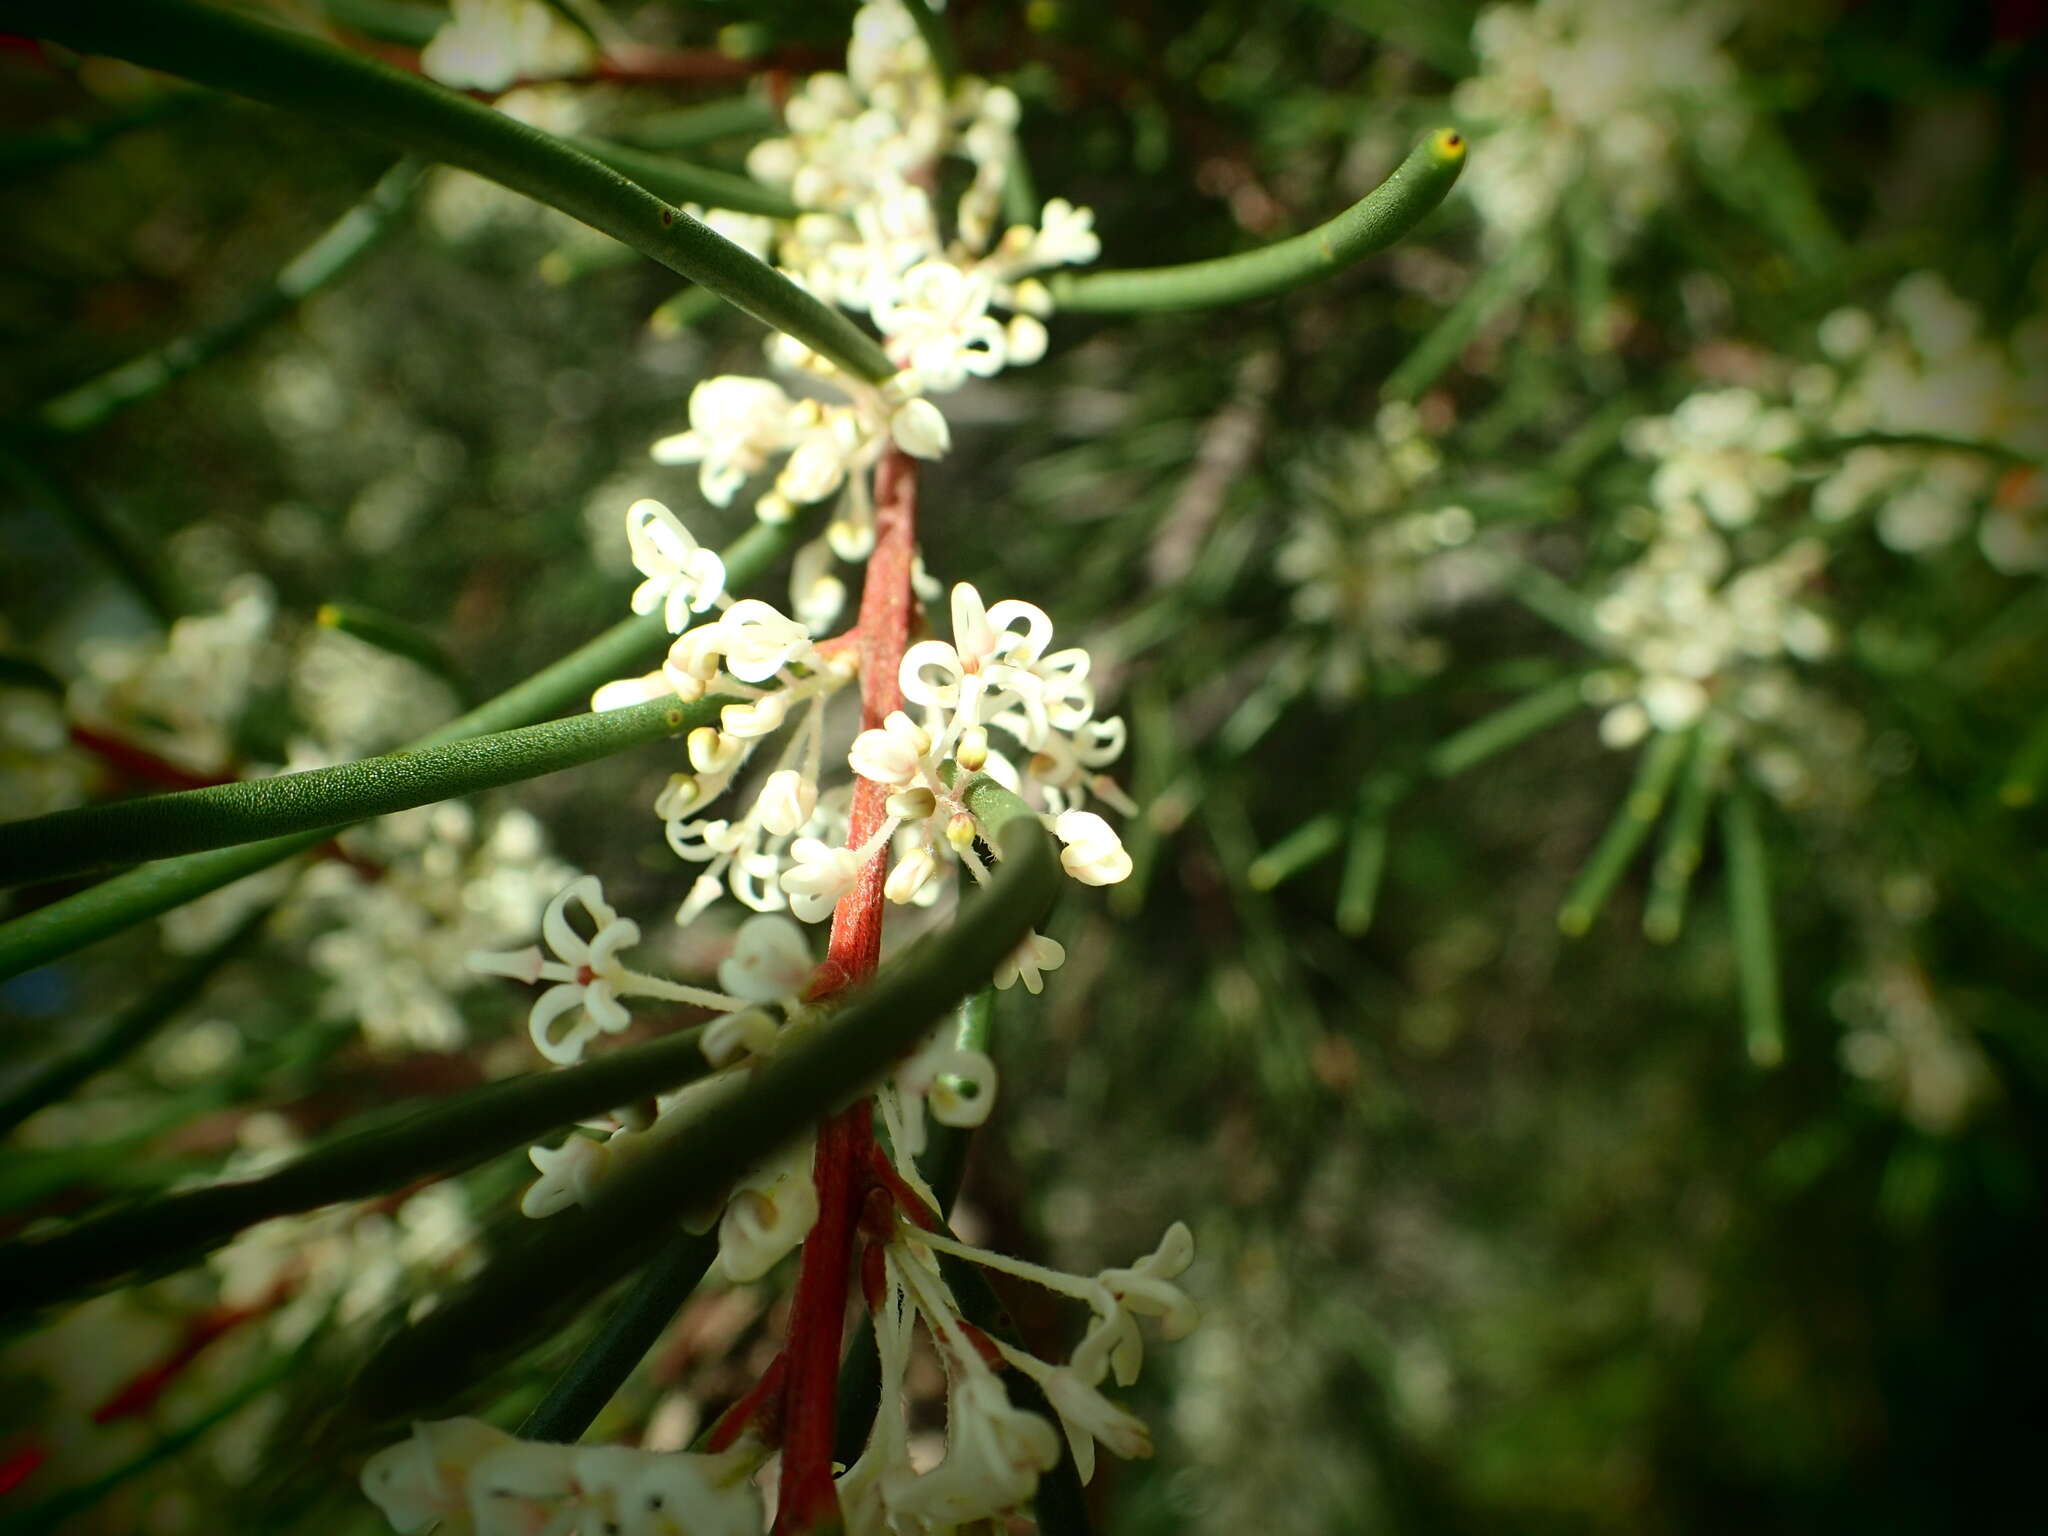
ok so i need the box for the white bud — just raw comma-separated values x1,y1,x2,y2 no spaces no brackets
885,847,938,904
890,397,951,460
757,768,818,837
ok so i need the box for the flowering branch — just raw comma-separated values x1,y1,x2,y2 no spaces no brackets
9,0,896,382
1047,129,1468,313
777,448,919,1533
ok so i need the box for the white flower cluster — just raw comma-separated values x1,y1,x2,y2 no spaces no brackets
583,500,1134,958
1586,506,1833,750
1453,0,1744,250
68,573,279,779
297,803,572,1054
1802,272,2048,566
361,1418,760,1536
838,1168,1196,1531
1624,387,1803,531
1276,402,1496,700
418,0,594,93
650,0,1099,579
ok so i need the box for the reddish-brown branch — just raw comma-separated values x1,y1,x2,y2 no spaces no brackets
774,450,919,1534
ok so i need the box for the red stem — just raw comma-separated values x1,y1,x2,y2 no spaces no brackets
775,450,919,1534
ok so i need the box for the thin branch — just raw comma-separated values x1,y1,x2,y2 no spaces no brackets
11,0,894,382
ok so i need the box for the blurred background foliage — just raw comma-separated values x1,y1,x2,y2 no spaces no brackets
2,0,2046,1532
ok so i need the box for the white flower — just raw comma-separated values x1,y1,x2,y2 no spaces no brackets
1101,1220,1198,1340
626,499,726,632
709,599,814,684
521,1134,610,1218
419,0,593,92
1053,810,1132,886
876,261,1007,391
884,845,938,905
717,914,814,1002
886,1371,1060,1526
993,929,1065,994
360,1418,512,1533
779,837,865,923
466,1437,580,1536
1031,198,1101,267
469,876,642,1064
756,767,819,837
717,1135,819,1282
995,1341,1152,1486
651,377,799,507
849,709,931,786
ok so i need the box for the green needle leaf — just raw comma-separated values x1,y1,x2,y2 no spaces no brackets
1249,812,1344,891
1425,674,1588,779
1558,727,1692,937
1644,720,1730,943
1049,129,1467,313
316,601,470,698
0,696,711,887
517,1227,721,1444
9,0,893,382
0,1024,721,1312
1722,780,1785,1068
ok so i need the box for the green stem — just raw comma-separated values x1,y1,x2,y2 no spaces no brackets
12,0,892,383
610,95,779,151
0,902,272,1139
316,600,470,698
1248,812,1343,891
1557,727,1691,936
0,517,797,983
31,159,425,437
1643,719,1729,943
0,1024,720,1312
0,696,712,887
1335,796,1391,937
518,1226,721,1443
2000,709,2048,808
0,445,184,626
1721,781,1785,1068
1381,230,1545,400
1049,129,1466,313
565,135,800,218
1802,430,2040,470
341,800,1057,1426
1424,674,1587,779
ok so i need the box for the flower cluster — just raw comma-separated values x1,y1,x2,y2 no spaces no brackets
582,499,1134,955
650,0,1099,590
1586,505,1833,750
361,1418,761,1536
1453,0,1745,251
1275,402,1498,701
1801,272,2048,565
418,0,594,93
